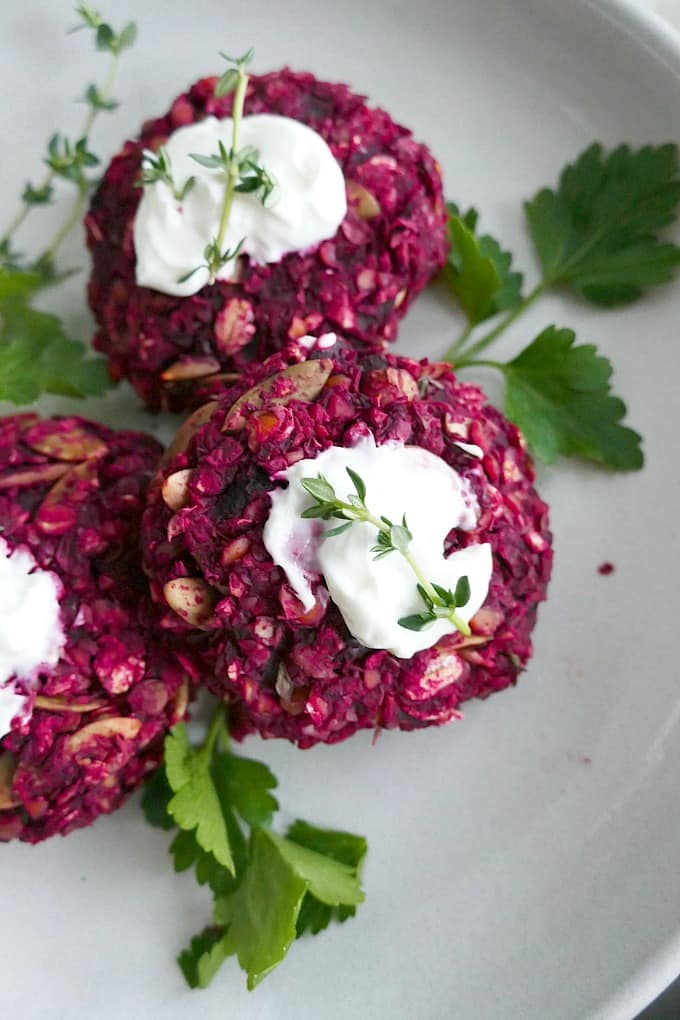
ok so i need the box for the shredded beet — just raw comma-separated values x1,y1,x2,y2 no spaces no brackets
86,69,448,411
0,414,202,843
142,341,553,748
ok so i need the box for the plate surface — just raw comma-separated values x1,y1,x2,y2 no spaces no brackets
2,2,680,1018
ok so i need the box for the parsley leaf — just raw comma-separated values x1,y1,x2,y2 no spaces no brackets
140,767,175,831
0,268,112,404
179,928,231,990
525,142,680,305
501,325,643,469
214,829,308,990
145,710,368,992
213,827,365,990
288,820,368,937
164,722,235,874
214,752,278,828
444,203,523,324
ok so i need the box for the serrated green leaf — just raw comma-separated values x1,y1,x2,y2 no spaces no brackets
216,828,308,990
140,767,175,831
164,724,235,874
444,202,523,324
525,142,680,304
213,752,279,829
179,929,232,990
287,820,367,938
265,830,364,908
502,325,643,469
0,294,112,404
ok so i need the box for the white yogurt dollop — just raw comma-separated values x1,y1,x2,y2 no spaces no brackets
263,436,492,659
0,538,65,739
134,114,347,297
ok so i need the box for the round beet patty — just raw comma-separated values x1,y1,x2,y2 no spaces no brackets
86,69,448,412
142,339,553,749
0,414,200,843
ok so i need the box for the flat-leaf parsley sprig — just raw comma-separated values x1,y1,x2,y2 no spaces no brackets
0,3,136,405
440,142,680,471
142,704,367,991
158,48,275,284
300,468,472,635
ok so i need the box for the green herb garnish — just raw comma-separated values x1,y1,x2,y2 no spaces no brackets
142,705,366,991
300,468,471,635
441,142,680,470
153,48,274,285
0,3,135,404
138,146,196,202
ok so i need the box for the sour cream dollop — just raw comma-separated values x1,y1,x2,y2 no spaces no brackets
0,538,65,739
263,436,492,659
134,114,347,297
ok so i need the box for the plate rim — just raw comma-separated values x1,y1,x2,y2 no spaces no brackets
577,7,680,1016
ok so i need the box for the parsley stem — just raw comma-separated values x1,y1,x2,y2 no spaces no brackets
212,64,249,276
447,321,475,358
446,281,545,368
204,702,227,757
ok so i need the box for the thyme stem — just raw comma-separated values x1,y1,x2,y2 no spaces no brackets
1,48,121,262
214,65,249,261
302,476,472,637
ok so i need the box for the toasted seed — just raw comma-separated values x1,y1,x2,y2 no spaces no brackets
223,360,333,432
161,401,219,467
161,356,221,382
385,367,418,400
34,696,107,713
24,424,108,462
40,460,98,506
0,754,18,810
65,716,142,753
214,298,256,356
163,577,217,626
35,461,98,535
173,678,190,722
161,469,193,511
346,180,381,220
0,463,71,491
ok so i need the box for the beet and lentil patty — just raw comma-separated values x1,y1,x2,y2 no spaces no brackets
86,69,448,411
142,341,553,749
0,415,198,843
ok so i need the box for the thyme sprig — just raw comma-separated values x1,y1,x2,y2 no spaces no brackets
300,469,471,636
171,48,273,285
139,147,196,202
0,3,135,275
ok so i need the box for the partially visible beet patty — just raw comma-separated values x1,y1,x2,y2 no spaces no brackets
0,415,200,843
142,340,553,749
86,69,448,411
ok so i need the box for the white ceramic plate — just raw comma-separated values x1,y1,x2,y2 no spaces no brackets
2,1,680,1017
